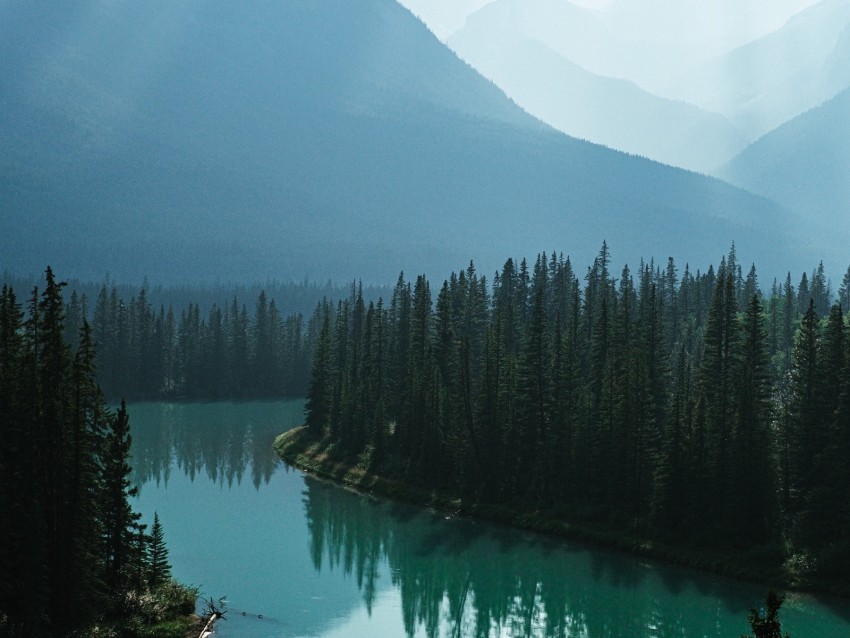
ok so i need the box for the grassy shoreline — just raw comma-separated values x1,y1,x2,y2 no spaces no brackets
275,425,847,599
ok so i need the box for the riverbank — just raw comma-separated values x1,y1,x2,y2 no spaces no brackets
275,426,845,599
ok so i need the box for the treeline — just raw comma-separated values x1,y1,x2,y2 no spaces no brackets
0,272,389,327
304,244,850,581
61,286,323,400
0,273,390,401
0,270,193,637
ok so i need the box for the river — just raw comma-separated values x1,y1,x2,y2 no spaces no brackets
129,400,850,637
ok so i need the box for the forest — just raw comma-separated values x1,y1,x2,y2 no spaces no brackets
55,284,322,400
0,273,394,401
299,244,850,588
0,269,195,637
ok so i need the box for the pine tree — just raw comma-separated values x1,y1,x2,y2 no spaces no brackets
693,271,737,536
783,299,829,553
515,284,550,501
801,304,848,556
652,346,689,534
0,284,49,634
839,265,850,311
148,512,171,588
728,295,777,545
797,272,810,317
66,321,109,623
1,271,189,635
305,310,333,434
101,401,142,597
810,262,829,317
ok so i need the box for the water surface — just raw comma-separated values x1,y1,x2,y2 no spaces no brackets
129,400,850,637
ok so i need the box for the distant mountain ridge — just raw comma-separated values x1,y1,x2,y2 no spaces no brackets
415,0,850,178
718,87,850,250
667,0,850,138
448,1,747,171
0,0,813,284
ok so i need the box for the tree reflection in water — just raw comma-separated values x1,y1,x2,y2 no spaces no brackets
130,400,303,491
301,475,753,638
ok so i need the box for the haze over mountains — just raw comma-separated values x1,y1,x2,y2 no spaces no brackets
0,0,834,285
668,0,850,139
418,0,850,173
447,0,748,171
720,87,850,241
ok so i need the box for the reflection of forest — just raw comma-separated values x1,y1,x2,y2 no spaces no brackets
129,400,304,490
301,476,774,638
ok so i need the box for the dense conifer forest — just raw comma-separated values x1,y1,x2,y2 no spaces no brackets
0,269,195,637
300,244,850,587
0,276,389,401
82,285,317,400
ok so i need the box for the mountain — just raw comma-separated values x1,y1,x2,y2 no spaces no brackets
667,0,850,139
448,3,746,171
719,87,850,248
447,0,649,86
442,0,822,95
0,0,810,284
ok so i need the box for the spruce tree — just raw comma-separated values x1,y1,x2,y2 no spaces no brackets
729,295,777,545
652,346,689,534
694,271,738,536
101,401,142,598
0,284,49,634
147,512,171,588
839,265,850,311
305,310,333,434
515,284,550,500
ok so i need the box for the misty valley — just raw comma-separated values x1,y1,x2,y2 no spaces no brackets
4,246,850,636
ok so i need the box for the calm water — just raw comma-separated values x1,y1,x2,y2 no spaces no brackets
129,400,850,638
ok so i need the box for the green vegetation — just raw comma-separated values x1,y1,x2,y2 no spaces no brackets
741,591,791,638
0,269,196,637
294,244,850,594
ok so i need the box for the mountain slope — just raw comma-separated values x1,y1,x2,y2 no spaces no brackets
0,0,810,283
719,87,850,245
449,8,746,171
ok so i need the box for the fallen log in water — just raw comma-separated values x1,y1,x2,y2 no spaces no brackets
198,611,221,638
197,596,226,638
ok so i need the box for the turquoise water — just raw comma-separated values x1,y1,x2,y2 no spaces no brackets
129,400,850,637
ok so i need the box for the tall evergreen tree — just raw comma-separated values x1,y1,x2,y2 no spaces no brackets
728,295,777,545
147,512,171,588
839,265,850,312
101,401,142,599
305,310,333,434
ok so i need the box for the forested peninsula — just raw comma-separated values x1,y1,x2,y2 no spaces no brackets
278,244,850,595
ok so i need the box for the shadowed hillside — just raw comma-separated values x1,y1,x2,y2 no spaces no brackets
0,0,807,283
